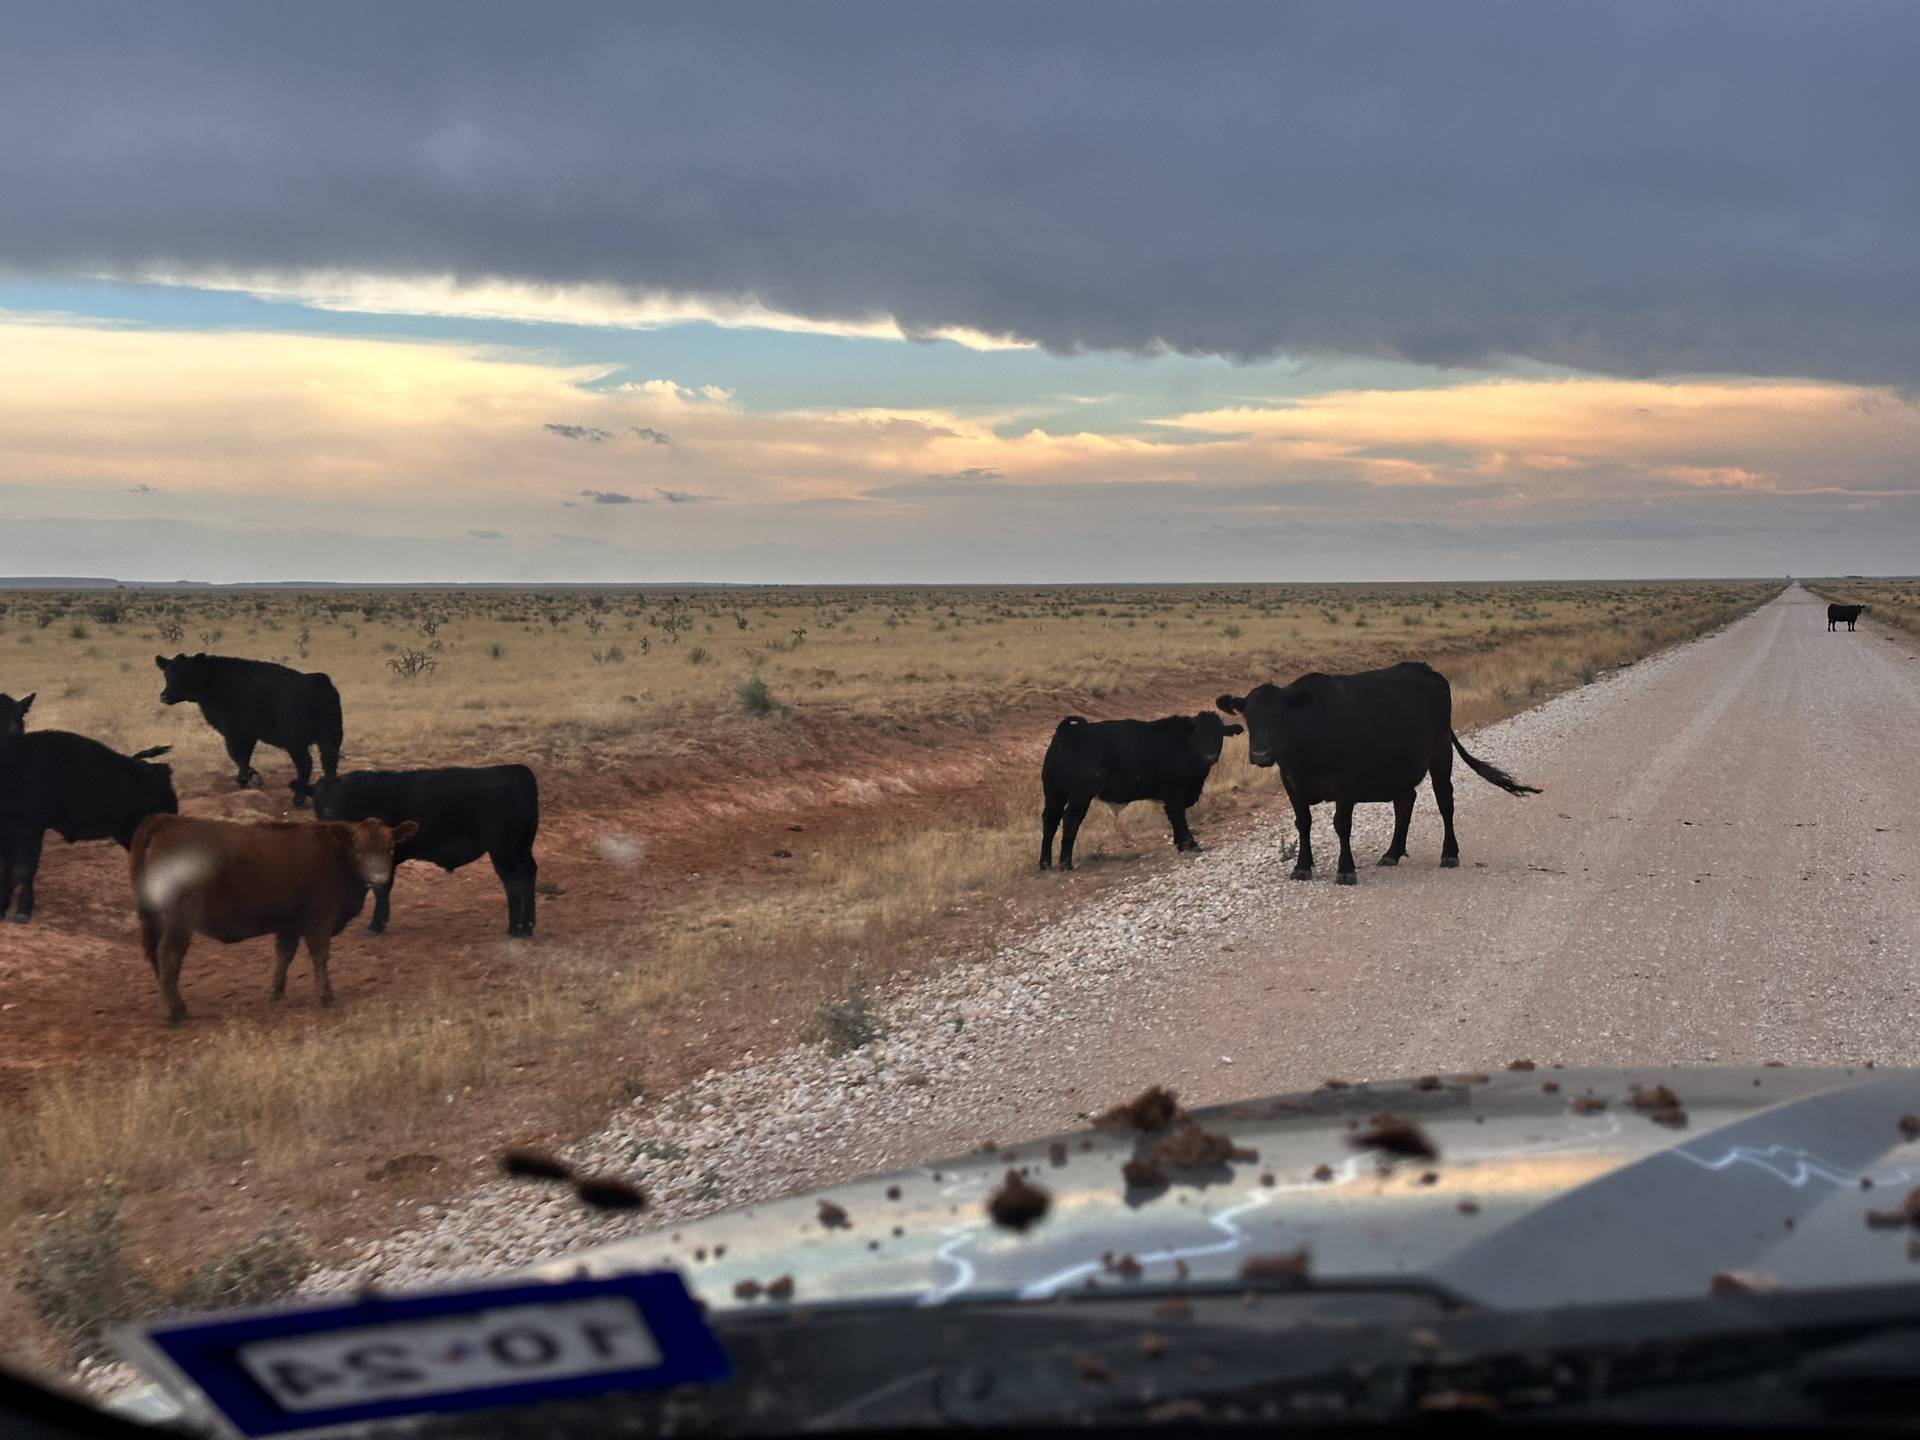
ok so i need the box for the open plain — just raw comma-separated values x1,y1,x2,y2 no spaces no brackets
0,578,1778,1373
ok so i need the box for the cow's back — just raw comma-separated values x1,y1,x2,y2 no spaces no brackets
1284,663,1450,798
3,730,172,840
322,764,536,866
133,816,363,938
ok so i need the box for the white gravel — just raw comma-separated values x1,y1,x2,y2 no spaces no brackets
295,592,1819,1300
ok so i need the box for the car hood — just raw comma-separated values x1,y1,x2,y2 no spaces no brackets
541,1065,1920,1312
110,1066,1920,1426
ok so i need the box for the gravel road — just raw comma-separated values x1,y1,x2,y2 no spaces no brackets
308,583,1920,1294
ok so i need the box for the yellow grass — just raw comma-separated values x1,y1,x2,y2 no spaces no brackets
1804,577,1920,635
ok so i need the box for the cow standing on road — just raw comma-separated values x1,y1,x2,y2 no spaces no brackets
130,813,417,1024
1217,661,1538,886
1828,604,1866,631
312,765,541,937
0,692,33,736
1040,711,1244,871
155,652,344,805
0,730,177,922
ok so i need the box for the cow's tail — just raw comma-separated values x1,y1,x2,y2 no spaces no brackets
130,744,172,761
1450,732,1541,796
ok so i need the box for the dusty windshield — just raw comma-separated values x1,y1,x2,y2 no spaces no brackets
1,2,1916,1424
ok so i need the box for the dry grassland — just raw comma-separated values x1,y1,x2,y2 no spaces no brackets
0,579,1779,1367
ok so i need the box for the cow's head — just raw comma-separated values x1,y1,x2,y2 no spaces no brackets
1217,684,1307,768
1185,709,1244,766
154,652,208,705
0,692,33,736
349,819,418,890
310,776,349,821
116,756,179,846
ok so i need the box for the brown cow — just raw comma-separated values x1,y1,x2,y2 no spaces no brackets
129,814,417,1024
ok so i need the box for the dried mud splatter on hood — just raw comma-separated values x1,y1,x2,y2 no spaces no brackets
1349,1114,1440,1161
1096,1085,1184,1132
987,1170,1051,1232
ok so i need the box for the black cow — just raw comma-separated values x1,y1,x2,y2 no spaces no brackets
311,765,540,937
1217,661,1538,886
155,652,343,805
1828,603,1866,631
1040,712,1243,871
0,692,32,736
0,730,178,922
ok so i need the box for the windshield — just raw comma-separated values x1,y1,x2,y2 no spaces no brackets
2,3,1917,1432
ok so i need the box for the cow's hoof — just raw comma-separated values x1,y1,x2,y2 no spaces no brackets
1441,855,1460,869
1059,861,1075,872
1336,871,1358,886
8,911,30,925
1289,865,1313,881
365,924,385,937
1376,854,1402,867
1181,841,1203,854
1038,861,1051,872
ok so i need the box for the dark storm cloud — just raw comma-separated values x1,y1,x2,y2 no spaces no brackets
579,488,639,505
4,4,1917,383
653,487,712,504
545,422,614,442
628,426,671,445
127,482,159,493
924,468,1001,483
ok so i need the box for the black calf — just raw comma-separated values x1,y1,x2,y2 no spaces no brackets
1040,711,1242,871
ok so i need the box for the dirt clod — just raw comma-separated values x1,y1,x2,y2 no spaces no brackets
766,1274,795,1301
573,1176,647,1211
1096,1085,1183,1132
1147,1119,1256,1170
817,1200,851,1229
1073,1351,1114,1383
1311,1163,1334,1181
1899,1114,1920,1141
733,1279,762,1300
1240,1247,1311,1283
1710,1270,1780,1296
1349,1113,1439,1160
1571,1095,1608,1114
499,1149,573,1183
987,1170,1051,1231
1139,1332,1169,1359
1507,1059,1537,1071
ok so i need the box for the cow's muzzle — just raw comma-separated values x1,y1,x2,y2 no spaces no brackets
1248,750,1276,768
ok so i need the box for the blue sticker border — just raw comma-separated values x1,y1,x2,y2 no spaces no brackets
128,1271,729,1438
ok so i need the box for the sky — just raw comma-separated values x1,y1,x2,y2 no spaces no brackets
2,2,1917,584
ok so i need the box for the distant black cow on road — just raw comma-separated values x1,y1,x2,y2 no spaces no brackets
0,692,32,736
1217,661,1538,886
312,765,540,937
155,652,343,805
1828,604,1866,631
0,730,177,922
1040,711,1244,871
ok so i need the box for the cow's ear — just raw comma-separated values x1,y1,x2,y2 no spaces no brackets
1215,693,1245,714
17,693,32,714
154,655,168,670
390,821,420,845
1222,722,1244,737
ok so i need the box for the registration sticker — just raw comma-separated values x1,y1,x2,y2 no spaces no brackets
116,1272,728,1437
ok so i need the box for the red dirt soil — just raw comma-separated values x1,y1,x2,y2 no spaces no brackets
0,671,1239,1097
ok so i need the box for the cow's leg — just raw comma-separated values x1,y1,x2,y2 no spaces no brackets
305,927,336,1006
1289,800,1314,880
489,851,523,937
137,910,162,975
516,842,538,937
1058,793,1094,871
1163,800,1198,852
7,828,44,922
318,737,341,782
1040,790,1065,870
268,932,299,1001
0,829,17,922
366,876,393,935
155,921,191,1024
1433,767,1460,867
224,732,260,789
1378,790,1415,865
287,745,314,807
1332,800,1358,885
